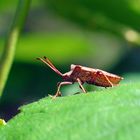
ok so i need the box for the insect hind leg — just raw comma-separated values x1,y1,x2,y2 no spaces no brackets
77,78,86,93
97,71,114,87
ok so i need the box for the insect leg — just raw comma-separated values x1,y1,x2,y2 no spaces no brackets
76,78,86,93
97,71,114,87
53,81,73,98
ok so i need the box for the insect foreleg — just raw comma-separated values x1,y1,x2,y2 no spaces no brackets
77,78,86,93
97,71,114,87
54,81,73,98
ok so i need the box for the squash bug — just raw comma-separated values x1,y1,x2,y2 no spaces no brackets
37,57,123,98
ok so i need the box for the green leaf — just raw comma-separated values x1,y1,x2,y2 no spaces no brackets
0,83,140,140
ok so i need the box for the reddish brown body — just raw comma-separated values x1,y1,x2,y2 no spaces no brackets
37,57,123,97
64,65,122,87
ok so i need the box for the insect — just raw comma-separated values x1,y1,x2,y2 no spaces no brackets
37,56,123,98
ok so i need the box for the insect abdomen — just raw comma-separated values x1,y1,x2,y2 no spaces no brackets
87,72,122,87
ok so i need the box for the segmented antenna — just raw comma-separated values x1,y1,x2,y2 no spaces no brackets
37,57,63,76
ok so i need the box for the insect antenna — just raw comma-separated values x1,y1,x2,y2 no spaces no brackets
37,57,63,76
43,56,57,69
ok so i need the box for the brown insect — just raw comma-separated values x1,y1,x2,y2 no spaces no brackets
37,57,123,98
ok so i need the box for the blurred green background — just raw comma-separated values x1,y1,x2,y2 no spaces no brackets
0,0,140,121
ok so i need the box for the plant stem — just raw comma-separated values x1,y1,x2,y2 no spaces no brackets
0,0,31,97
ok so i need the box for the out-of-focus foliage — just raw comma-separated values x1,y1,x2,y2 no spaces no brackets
0,0,39,12
0,33,124,68
0,83,140,140
45,0,140,44
123,73,140,83
46,1,140,30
